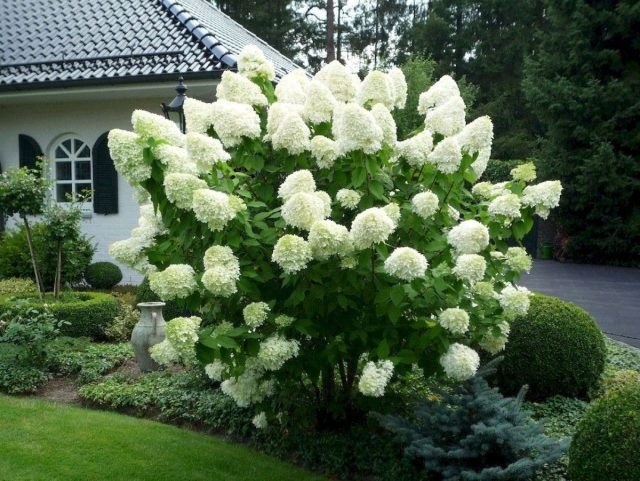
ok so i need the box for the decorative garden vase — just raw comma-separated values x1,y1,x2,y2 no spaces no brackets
131,302,166,372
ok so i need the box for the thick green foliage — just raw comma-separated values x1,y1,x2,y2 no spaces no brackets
103,302,139,342
0,292,119,339
498,295,606,400
135,277,192,322
85,261,123,289
80,371,426,481
381,361,566,480
483,159,528,183
0,167,48,217
568,381,640,481
46,337,133,385
0,277,36,296
523,0,640,265
0,223,95,288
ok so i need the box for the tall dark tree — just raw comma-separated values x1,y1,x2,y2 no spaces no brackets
523,0,640,265
398,0,544,159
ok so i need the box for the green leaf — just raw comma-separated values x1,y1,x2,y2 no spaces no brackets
390,284,405,306
352,166,367,187
377,339,390,358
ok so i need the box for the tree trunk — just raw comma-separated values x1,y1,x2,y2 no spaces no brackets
54,243,62,299
336,0,343,61
22,216,44,299
325,0,336,62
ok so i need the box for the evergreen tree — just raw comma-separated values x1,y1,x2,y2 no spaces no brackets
523,0,640,265
380,360,567,480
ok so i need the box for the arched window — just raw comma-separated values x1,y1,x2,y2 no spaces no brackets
53,137,93,202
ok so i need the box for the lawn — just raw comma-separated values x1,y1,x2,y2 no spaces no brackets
0,395,326,481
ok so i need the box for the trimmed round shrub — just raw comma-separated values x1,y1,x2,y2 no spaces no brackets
497,294,606,400
85,262,123,289
568,381,640,481
0,292,118,339
135,277,191,322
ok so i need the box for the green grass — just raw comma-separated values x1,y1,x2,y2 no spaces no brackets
0,395,326,481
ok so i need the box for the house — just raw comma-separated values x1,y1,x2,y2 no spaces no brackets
0,0,299,283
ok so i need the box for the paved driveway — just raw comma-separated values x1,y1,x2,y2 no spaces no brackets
520,260,640,348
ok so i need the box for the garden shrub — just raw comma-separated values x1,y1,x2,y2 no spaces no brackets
483,158,527,183
568,381,640,481
47,337,133,385
108,46,561,425
0,223,95,289
381,360,567,480
85,261,123,289
135,276,191,321
497,294,606,400
0,277,36,296
103,302,139,342
0,292,119,339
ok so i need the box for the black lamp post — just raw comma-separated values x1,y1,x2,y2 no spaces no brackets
161,76,188,133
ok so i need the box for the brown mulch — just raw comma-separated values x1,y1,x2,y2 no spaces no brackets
37,376,80,404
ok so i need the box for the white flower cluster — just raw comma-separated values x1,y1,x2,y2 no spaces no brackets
499,284,531,319
311,135,339,169
185,132,230,173
424,96,466,138
350,207,396,250
428,136,462,174
388,67,408,109
479,321,511,355
252,412,268,429
272,234,312,274
358,360,394,397
452,254,486,283
511,162,537,182
192,189,244,231
271,113,311,155
149,339,180,366
257,334,300,371
440,343,480,381
472,181,507,200
395,130,433,167
275,315,295,327
308,219,352,260
418,75,460,113
183,97,214,134
132,110,184,146
278,171,330,230
455,116,493,156
243,302,271,328
210,100,262,147
371,104,397,146
412,191,440,219
303,80,336,124
315,60,359,103
149,264,197,301
488,193,522,221
521,181,563,219
447,220,490,255
333,103,383,154
505,247,532,273
237,45,275,81
358,70,396,110
202,245,241,297
221,359,275,408
438,308,470,334
155,144,197,175
108,129,148,183
164,173,208,209
336,189,361,210
278,170,315,200
205,359,226,382
275,69,309,104
216,71,268,107
384,247,428,282
164,316,202,358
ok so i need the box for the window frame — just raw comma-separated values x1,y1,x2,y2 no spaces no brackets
51,136,94,204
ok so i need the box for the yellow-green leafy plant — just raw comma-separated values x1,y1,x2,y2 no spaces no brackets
107,45,561,426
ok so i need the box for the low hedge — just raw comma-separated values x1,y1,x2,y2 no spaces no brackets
568,381,640,481
0,292,118,339
497,294,606,400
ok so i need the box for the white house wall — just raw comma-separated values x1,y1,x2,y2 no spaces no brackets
0,81,218,285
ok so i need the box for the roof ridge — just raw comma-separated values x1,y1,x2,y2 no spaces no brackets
158,0,237,69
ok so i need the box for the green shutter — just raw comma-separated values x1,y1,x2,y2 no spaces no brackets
92,132,119,214
18,134,43,175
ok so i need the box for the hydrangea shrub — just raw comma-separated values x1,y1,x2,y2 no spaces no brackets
108,45,561,425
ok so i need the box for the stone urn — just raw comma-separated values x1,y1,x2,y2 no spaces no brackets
131,302,166,372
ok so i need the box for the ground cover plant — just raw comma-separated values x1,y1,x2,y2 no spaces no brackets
108,45,561,428
0,395,327,481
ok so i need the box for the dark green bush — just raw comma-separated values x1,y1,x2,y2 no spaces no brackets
0,292,119,339
85,262,123,289
0,223,95,289
135,277,191,321
497,294,606,400
568,381,640,481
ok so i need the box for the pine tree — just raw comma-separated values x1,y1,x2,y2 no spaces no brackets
380,360,567,481
523,0,640,265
